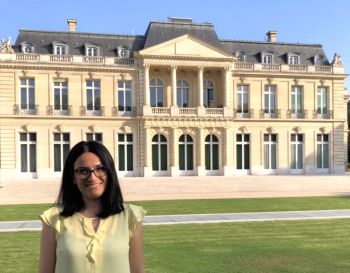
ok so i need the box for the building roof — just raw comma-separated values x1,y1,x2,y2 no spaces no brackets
13,18,329,65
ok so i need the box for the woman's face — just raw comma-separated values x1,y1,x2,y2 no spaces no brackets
73,152,108,201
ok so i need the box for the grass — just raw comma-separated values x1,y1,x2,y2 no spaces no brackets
1,196,350,221
1,219,350,273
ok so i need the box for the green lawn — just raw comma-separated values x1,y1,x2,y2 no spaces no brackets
1,196,350,221
1,219,350,273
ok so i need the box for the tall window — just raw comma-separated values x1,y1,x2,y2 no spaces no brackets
237,85,249,113
20,78,35,110
86,133,103,143
152,134,167,171
317,134,329,169
53,133,70,172
204,80,214,108
177,79,189,107
263,54,273,64
86,80,101,111
179,134,193,171
150,79,164,107
205,134,219,170
291,134,303,169
317,86,328,114
118,81,132,111
237,52,246,62
264,85,276,113
53,81,68,110
236,134,250,170
291,86,303,114
118,134,133,171
20,133,36,172
264,134,277,169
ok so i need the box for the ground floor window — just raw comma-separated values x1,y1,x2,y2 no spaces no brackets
317,134,329,168
53,133,70,172
152,134,167,171
20,133,37,172
264,134,277,169
179,134,193,171
205,134,219,170
291,134,303,169
236,134,250,170
118,133,133,171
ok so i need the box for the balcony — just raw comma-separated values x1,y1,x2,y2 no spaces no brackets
80,106,105,116
234,109,254,118
47,105,72,116
259,109,281,119
312,110,333,119
13,104,39,115
111,106,135,117
286,109,308,119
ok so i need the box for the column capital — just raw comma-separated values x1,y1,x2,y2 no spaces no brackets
171,65,178,70
143,63,150,69
197,66,205,72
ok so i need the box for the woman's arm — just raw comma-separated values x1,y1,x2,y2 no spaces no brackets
38,223,56,273
129,222,145,273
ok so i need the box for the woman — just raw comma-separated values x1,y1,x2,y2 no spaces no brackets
38,141,146,273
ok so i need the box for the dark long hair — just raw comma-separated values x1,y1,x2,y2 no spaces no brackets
56,141,124,218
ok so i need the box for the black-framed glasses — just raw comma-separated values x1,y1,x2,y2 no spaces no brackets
74,166,107,179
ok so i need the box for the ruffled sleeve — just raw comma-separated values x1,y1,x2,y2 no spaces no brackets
39,206,62,240
127,203,146,239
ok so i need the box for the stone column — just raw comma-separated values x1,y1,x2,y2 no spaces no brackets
170,128,179,176
144,64,150,106
197,66,204,107
196,127,205,176
171,65,177,106
143,128,152,177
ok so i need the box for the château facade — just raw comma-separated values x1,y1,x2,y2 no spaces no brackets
0,18,347,180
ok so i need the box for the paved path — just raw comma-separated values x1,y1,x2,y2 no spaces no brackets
1,209,350,233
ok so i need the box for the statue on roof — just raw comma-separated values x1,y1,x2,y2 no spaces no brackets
0,37,14,54
332,53,342,65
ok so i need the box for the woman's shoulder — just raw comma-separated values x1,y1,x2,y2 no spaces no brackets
123,203,146,215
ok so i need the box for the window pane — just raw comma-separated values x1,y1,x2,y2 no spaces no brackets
127,134,133,142
324,144,329,168
317,144,322,168
205,144,210,170
118,91,124,111
54,144,61,172
160,144,167,170
264,144,269,169
63,144,70,166
212,144,219,170
271,144,276,169
29,144,36,172
127,144,133,171
152,144,158,171
187,144,193,170
118,134,124,142
236,145,242,169
297,144,303,169
21,144,28,172
244,144,250,169
179,144,185,170
118,145,125,171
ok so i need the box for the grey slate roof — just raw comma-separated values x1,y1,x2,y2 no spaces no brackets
143,21,224,51
13,19,329,65
14,30,146,57
220,40,329,65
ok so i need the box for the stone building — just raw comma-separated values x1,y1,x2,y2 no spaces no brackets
0,17,347,180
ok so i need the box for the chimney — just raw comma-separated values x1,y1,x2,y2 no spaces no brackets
266,30,277,43
67,19,77,32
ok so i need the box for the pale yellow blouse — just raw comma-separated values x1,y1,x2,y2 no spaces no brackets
40,204,146,273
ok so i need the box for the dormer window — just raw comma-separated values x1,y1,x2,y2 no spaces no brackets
262,53,273,64
85,45,100,56
236,52,246,62
314,55,323,65
21,43,34,54
117,46,130,58
288,54,300,65
53,43,68,55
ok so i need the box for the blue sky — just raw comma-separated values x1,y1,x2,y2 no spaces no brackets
1,0,349,89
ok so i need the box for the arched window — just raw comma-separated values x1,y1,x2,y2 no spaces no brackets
21,43,34,54
152,134,167,171
236,52,246,62
314,55,323,65
288,54,299,65
53,43,68,55
85,45,100,56
177,79,189,107
179,134,193,171
205,134,219,170
117,46,130,58
262,53,273,64
150,79,164,107
203,80,214,108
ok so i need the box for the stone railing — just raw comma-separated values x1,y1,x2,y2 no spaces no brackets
46,105,72,116
286,109,308,119
259,109,281,119
13,104,39,115
233,109,254,118
312,110,333,119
